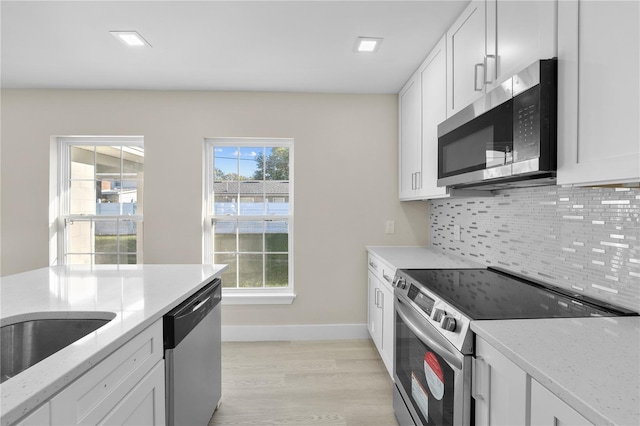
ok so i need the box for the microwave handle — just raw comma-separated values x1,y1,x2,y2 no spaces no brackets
474,62,485,92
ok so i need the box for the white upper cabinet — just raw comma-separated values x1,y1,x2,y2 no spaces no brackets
398,72,422,200
418,36,449,200
485,0,557,90
447,0,487,117
447,0,557,117
557,0,640,186
399,36,450,201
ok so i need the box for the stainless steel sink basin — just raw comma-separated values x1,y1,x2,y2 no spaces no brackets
1,313,116,383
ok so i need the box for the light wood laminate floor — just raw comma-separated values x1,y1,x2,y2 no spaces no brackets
209,339,399,426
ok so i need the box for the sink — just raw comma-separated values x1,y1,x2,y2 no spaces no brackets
1,313,116,383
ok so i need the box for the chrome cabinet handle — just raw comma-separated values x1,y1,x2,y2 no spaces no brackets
472,356,492,425
383,273,392,283
416,171,421,189
374,288,380,307
369,260,378,270
484,54,496,84
378,290,384,309
474,62,485,91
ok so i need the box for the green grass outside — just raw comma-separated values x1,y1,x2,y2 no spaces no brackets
95,235,137,264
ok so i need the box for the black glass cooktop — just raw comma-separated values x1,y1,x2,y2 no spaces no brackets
400,268,636,320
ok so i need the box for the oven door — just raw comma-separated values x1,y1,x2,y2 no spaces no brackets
394,297,470,426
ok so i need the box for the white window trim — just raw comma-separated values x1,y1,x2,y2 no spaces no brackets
58,136,144,265
204,137,295,305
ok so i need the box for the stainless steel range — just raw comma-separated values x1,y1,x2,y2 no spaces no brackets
391,268,636,426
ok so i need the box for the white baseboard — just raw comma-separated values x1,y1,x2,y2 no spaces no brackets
222,323,370,342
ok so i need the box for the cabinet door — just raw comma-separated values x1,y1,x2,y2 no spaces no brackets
398,72,421,200
486,0,557,89
378,282,394,378
447,0,487,117
51,320,163,425
473,337,527,426
367,270,383,352
557,0,640,185
101,360,166,426
417,35,449,200
530,379,593,426
16,403,50,426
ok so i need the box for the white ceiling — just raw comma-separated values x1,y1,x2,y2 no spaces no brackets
1,1,469,94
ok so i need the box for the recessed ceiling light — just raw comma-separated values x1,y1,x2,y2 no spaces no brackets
355,37,383,53
110,31,151,47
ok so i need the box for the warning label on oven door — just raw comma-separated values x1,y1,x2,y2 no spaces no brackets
424,352,445,400
411,371,429,421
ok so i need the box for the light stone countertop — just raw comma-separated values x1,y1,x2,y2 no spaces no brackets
0,264,227,426
366,246,484,269
472,317,640,426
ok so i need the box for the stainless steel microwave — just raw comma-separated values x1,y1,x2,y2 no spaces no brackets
437,59,557,190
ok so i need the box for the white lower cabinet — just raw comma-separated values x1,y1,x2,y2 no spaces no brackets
367,270,383,352
50,320,165,426
474,336,594,426
473,337,528,426
100,361,165,426
530,379,592,426
16,402,50,426
366,252,395,378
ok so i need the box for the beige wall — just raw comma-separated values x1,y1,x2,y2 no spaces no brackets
0,89,430,326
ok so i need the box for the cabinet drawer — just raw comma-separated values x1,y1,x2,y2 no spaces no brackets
51,320,163,425
367,253,396,289
100,360,165,426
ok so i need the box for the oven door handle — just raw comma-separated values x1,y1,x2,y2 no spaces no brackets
396,297,464,370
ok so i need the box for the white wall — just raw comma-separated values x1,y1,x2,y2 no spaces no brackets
0,89,430,327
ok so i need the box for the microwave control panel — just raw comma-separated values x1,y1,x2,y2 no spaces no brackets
513,85,541,162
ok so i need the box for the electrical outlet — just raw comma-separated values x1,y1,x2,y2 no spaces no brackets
385,220,395,234
453,224,461,241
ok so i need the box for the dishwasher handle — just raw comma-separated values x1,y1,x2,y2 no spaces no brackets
163,278,221,349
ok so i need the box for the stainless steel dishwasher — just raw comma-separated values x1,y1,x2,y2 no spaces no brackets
163,278,222,426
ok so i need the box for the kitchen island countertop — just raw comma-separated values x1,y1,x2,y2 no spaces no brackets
472,316,640,426
0,264,227,426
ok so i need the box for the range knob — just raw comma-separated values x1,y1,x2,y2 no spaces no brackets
432,308,445,322
441,315,457,332
395,277,407,289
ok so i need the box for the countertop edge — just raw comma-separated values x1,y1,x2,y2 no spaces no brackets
366,246,485,269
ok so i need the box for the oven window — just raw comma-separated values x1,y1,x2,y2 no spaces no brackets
396,312,455,426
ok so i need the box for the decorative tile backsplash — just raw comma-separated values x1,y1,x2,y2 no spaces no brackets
430,186,640,312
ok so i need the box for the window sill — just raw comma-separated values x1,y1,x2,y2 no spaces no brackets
221,290,296,305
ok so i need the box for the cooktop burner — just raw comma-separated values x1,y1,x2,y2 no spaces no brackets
398,268,636,321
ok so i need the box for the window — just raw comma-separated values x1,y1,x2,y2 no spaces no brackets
58,137,144,265
205,138,294,304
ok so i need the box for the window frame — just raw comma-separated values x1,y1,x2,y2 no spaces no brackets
58,136,144,266
204,138,295,305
